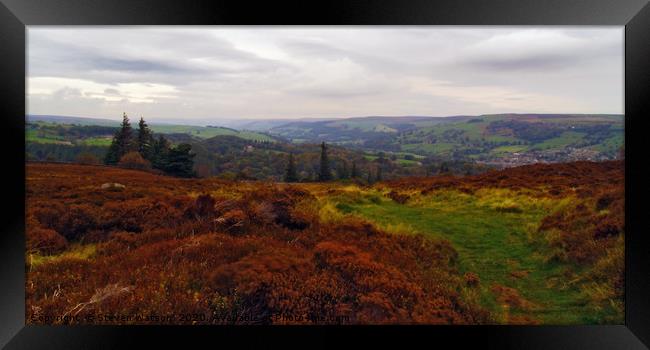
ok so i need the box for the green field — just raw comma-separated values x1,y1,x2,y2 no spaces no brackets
78,137,113,146
270,114,624,161
26,120,276,147
26,129,68,144
326,188,620,324
531,131,586,151
150,125,275,142
490,145,529,155
402,142,456,154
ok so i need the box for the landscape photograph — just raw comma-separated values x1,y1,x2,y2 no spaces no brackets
25,27,624,325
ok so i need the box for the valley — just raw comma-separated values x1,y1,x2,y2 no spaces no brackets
26,114,624,180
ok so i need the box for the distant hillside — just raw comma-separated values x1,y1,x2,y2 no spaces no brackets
26,115,277,142
28,115,121,127
26,113,624,171
187,135,485,180
267,114,624,164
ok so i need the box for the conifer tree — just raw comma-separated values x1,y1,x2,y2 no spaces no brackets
318,142,332,181
337,160,349,179
351,160,359,178
137,116,154,161
105,112,135,165
284,153,298,182
366,169,374,184
118,112,135,154
163,143,195,178
439,162,449,174
151,134,171,170
376,166,382,182
104,136,121,165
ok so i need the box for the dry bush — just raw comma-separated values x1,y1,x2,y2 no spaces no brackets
27,227,68,255
76,153,100,165
49,204,97,241
118,152,151,170
184,194,217,219
464,272,480,287
387,190,410,204
537,185,624,265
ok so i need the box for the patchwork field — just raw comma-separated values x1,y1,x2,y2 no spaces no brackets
25,161,624,324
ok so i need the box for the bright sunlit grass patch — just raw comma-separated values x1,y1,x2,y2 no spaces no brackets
409,188,474,208
29,243,97,269
373,221,421,236
319,201,351,223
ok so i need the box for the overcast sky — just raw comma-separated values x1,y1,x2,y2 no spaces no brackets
27,27,624,123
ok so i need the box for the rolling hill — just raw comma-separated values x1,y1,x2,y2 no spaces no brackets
26,113,624,177
266,114,624,164
27,115,277,142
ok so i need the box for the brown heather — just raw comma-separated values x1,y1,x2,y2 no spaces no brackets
25,161,623,325
26,163,491,325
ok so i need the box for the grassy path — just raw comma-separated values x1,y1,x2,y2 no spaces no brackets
345,196,595,324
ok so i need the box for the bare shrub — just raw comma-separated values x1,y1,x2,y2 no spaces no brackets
27,227,68,255
118,152,151,170
76,153,100,165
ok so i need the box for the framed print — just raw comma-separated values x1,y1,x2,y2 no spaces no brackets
1,0,649,348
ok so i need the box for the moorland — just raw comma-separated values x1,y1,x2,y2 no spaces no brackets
26,159,624,325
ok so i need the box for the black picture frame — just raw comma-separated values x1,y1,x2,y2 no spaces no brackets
1,0,649,348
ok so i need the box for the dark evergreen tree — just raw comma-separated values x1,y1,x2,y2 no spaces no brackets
284,153,298,182
137,116,154,160
377,152,386,164
118,113,135,154
151,135,171,170
439,162,450,174
366,169,374,184
318,142,332,181
104,113,135,165
162,143,195,178
337,160,349,179
351,160,359,178
104,137,121,165
376,166,383,182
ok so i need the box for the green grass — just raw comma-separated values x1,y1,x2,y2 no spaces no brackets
79,137,113,146
329,188,613,324
490,145,529,155
393,152,426,159
402,142,455,155
532,131,586,151
396,158,421,166
26,130,68,144
29,243,97,269
590,133,624,154
484,135,520,143
150,125,275,142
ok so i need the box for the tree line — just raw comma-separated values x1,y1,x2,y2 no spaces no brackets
284,141,384,183
104,113,196,177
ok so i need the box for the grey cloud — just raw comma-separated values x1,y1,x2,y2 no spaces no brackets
52,87,82,99
89,57,192,73
465,54,580,71
27,27,623,120
28,29,291,86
